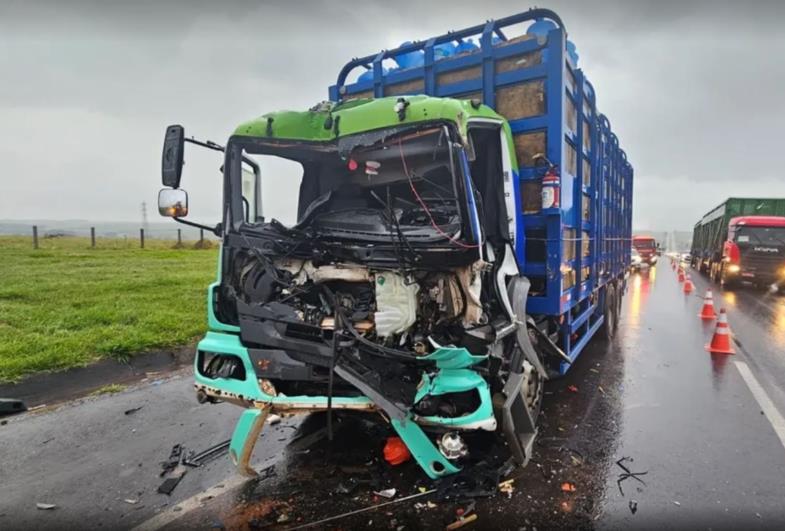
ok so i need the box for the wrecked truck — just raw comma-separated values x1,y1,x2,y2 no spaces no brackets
157,8,633,480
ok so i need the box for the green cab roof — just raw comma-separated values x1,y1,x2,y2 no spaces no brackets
233,95,503,142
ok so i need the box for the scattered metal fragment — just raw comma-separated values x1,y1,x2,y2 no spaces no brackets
629,500,638,514
36,503,57,510
672,500,681,507
124,498,139,505
446,513,478,530
160,444,184,476
124,406,144,415
158,466,187,495
267,414,282,425
567,385,578,393
374,488,396,499
183,440,230,467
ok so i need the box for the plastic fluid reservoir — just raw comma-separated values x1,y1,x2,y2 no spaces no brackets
394,41,424,69
454,38,479,55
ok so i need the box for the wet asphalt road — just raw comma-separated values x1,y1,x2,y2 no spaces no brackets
3,260,785,529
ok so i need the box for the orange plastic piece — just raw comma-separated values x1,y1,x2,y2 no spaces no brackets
383,436,412,466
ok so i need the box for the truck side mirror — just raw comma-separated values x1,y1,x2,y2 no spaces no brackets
162,125,185,188
158,188,188,217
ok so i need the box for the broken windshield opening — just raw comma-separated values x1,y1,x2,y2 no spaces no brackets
232,125,474,245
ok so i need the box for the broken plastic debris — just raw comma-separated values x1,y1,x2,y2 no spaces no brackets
629,500,638,514
498,478,515,498
383,437,412,466
36,503,57,510
672,500,681,507
373,488,396,499
267,414,282,425
567,385,578,393
560,482,577,493
446,513,478,530
124,498,139,505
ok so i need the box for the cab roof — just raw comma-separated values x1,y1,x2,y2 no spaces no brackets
730,216,785,228
233,95,503,142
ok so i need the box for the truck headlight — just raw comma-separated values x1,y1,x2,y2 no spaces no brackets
727,264,741,273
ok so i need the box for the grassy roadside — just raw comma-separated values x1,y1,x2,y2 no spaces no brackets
0,236,218,383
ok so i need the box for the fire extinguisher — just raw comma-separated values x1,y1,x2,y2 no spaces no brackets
542,166,560,210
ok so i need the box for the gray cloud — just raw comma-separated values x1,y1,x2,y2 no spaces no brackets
1,0,784,230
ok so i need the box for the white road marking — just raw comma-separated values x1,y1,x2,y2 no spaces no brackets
131,458,275,531
734,361,785,450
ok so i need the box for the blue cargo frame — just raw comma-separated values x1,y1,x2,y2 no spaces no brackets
330,8,633,373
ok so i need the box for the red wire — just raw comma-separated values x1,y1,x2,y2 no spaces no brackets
398,139,480,249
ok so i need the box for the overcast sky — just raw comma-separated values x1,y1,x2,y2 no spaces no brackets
1,0,784,230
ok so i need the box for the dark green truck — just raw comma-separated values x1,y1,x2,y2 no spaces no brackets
691,198,785,289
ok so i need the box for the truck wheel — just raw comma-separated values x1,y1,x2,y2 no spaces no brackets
599,284,617,340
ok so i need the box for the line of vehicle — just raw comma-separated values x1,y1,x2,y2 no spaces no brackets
734,361,785,451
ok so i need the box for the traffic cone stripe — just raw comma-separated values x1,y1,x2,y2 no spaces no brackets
699,289,717,319
706,309,735,355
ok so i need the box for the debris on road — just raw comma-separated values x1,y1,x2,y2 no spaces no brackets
383,436,412,466
560,482,577,493
446,513,478,530
672,500,681,507
36,503,57,510
373,488,396,499
498,478,515,498
124,406,143,415
183,439,230,468
567,385,579,393
629,500,638,514
615,457,648,496
160,444,184,476
158,465,187,495
123,498,139,505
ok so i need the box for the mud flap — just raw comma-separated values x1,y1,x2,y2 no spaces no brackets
391,417,460,480
229,407,270,477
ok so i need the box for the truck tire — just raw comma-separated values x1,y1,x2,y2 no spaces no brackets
599,283,617,340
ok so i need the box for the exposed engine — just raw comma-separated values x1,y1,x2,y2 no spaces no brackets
250,258,486,356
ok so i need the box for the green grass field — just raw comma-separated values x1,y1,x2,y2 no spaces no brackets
0,236,218,382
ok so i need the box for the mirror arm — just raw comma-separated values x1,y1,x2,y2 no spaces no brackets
173,217,222,237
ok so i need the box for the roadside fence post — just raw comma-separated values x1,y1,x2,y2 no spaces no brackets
32,225,38,249
177,229,182,246
90,227,96,248
140,228,145,249
200,228,204,245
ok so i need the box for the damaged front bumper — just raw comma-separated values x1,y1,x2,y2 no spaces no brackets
194,330,515,480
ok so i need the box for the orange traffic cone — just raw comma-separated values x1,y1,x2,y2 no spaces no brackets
698,289,717,319
706,308,735,354
677,268,685,282
683,274,694,294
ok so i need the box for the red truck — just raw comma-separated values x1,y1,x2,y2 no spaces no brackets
632,235,659,265
691,198,785,289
